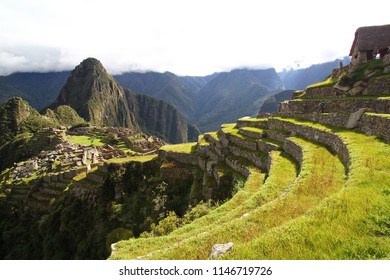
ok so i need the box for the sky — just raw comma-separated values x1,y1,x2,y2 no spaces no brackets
0,0,389,76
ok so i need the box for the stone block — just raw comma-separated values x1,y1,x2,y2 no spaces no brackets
209,242,234,259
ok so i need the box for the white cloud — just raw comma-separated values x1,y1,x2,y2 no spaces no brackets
0,0,389,75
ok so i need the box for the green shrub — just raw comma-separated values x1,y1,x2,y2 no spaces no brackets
150,211,180,236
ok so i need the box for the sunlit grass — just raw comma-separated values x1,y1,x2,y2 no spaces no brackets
160,142,197,154
67,135,105,147
106,155,158,164
111,117,390,260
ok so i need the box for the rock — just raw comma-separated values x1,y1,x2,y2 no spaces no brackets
209,242,234,259
348,86,364,95
384,65,390,74
346,108,371,129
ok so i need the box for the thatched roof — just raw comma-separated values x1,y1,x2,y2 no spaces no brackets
349,24,390,55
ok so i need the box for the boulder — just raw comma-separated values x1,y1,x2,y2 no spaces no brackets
346,108,371,129
209,242,234,259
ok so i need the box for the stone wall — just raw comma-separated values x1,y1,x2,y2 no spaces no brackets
225,157,250,177
277,112,390,144
300,87,344,99
358,114,390,143
268,118,350,167
158,150,199,166
160,164,194,180
283,139,303,167
229,146,265,171
227,134,257,151
362,76,390,95
280,99,390,115
236,119,268,129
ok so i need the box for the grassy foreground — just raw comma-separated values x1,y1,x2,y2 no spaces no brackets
111,118,390,259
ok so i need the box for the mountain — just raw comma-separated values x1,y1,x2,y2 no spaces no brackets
50,58,197,143
0,97,81,170
258,90,295,113
114,71,205,123
195,68,284,131
52,58,138,129
278,57,351,90
42,105,86,127
0,97,51,146
125,89,200,143
0,71,70,110
113,68,285,132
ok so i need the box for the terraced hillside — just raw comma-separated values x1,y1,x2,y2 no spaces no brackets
109,59,390,260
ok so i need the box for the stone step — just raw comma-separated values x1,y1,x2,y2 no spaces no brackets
225,155,252,177
265,129,290,143
236,117,268,129
256,138,282,153
228,144,266,170
238,127,265,139
268,117,350,167
219,128,258,151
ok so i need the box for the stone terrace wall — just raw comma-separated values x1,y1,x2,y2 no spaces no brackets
283,139,304,167
280,99,390,115
277,112,390,144
300,87,344,99
359,114,390,143
268,118,350,167
158,150,199,166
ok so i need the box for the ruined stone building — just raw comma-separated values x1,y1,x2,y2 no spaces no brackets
349,24,390,66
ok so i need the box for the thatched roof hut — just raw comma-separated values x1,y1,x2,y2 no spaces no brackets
349,24,390,65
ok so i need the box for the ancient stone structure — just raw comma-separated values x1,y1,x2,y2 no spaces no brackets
349,24,390,66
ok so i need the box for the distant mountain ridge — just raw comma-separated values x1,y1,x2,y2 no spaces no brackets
115,68,284,132
278,57,351,90
0,58,350,135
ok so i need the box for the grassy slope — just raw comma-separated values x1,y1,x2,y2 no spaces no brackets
111,117,390,259
232,118,390,259
110,150,298,259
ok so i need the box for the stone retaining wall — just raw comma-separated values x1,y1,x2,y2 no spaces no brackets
280,99,390,115
229,146,265,171
227,134,257,151
277,112,390,144
256,140,280,153
158,150,199,166
236,119,268,129
268,118,350,167
283,139,304,167
300,87,344,99
225,158,250,177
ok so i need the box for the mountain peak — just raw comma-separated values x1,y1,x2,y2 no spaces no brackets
53,58,137,128
77,57,106,73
